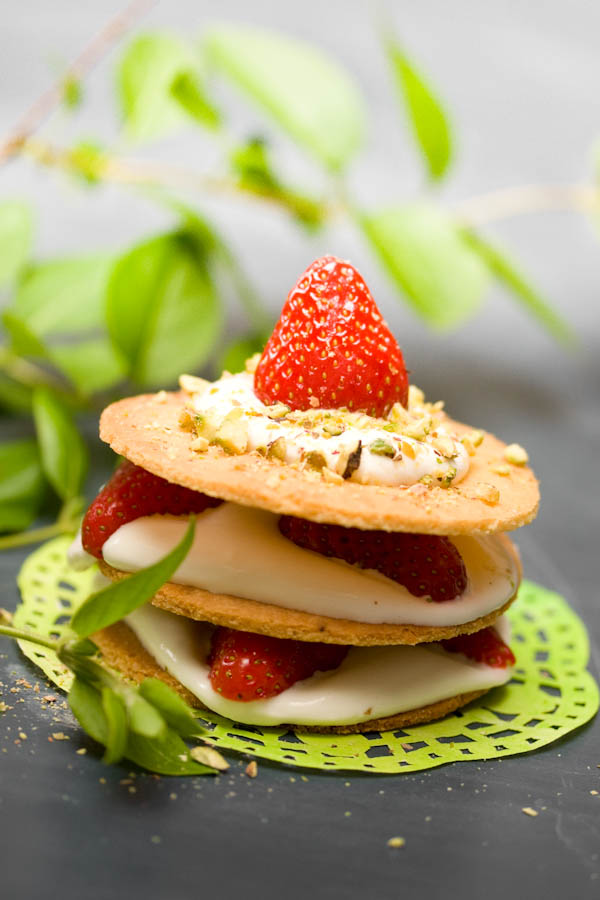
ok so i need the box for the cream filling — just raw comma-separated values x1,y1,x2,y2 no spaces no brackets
186,371,470,488
125,604,513,726
75,503,520,628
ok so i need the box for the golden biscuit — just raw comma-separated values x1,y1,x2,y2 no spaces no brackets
93,621,488,735
100,392,539,536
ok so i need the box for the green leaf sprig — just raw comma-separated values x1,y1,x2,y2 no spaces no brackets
0,523,229,776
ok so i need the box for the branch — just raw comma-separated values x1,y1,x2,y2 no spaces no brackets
0,0,156,164
455,183,600,227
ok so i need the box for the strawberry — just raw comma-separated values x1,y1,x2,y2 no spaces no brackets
279,516,467,603
441,627,516,668
254,256,409,416
82,460,221,558
208,627,348,702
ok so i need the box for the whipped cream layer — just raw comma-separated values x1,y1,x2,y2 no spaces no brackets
125,604,513,726
75,503,520,627
186,371,470,488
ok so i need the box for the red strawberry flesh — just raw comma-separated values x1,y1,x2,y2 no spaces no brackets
279,516,467,603
254,255,409,416
441,627,516,668
82,460,221,558
208,627,348,701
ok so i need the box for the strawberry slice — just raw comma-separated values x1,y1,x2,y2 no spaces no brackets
208,627,348,701
254,256,409,416
441,627,516,668
279,516,467,603
82,461,221,558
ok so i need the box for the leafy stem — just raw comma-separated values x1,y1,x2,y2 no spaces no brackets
0,496,83,551
0,622,59,651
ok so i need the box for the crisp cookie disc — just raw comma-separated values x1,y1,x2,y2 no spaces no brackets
93,621,488,735
97,557,520,646
100,392,539,535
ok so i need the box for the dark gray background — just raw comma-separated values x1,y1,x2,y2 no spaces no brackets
1,2,599,898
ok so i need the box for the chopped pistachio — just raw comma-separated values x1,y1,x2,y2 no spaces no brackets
401,441,416,460
245,353,261,374
436,466,457,488
402,414,432,441
419,474,434,486
342,442,362,480
267,437,287,461
304,450,327,471
490,463,511,476
265,402,291,420
474,482,500,505
504,443,529,466
431,435,456,458
322,467,344,484
323,421,344,437
194,410,220,442
461,429,485,456
407,385,425,409
213,409,248,455
190,436,209,453
389,402,412,426
178,408,196,432
179,374,210,395
368,438,396,458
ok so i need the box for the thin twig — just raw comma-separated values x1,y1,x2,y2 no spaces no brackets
455,183,600,227
0,0,156,164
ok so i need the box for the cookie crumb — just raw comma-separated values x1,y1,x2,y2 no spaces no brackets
522,807,538,817
387,837,405,848
245,761,258,778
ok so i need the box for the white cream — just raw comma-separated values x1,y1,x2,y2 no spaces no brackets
188,372,470,488
125,603,513,726
94,503,518,628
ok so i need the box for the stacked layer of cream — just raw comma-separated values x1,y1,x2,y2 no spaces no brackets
69,371,531,731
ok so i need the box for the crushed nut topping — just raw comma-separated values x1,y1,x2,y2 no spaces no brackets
474,482,500,505
504,443,529,466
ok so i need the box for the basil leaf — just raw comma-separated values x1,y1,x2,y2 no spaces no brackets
32,387,88,501
385,41,452,181
106,231,222,387
205,25,365,171
50,338,127,395
139,678,205,738
361,204,490,328
69,677,108,745
14,255,113,336
125,729,215,776
459,229,576,345
0,375,32,414
0,439,45,533
118,33,212,141
2,311,48,359
0,200,33,287
101,687,128,764
127,695,166,739
71,517,196,637
170,71,221,130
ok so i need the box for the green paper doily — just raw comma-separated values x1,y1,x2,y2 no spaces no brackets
13,536,599,774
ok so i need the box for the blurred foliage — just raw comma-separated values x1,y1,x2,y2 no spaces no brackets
0,20,578,548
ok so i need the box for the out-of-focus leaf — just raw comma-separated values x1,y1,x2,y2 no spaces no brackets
169,71,221,129
219,335,264,375
100,688,128,765
14,255,113,336
460,229,576,345
69,141,107,185
385,41,452,181
32,387,88,501
0,201,33,287
361,204,490,328
0,375,32,414
0,439,45,533
138,678,205,739
62,75,83,111
50,338,127,395
205,25,365,171
106,230,222,387
2,311,48,359
117,33,215,141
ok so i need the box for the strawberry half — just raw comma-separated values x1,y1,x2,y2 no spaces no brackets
208,627,348,701
254,256,409,416
441,627,516,668
82,460,221,558
279,516,467,603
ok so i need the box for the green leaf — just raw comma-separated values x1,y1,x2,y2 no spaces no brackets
68,677,108,745
139,678,205,738
460,229,576,345
0,200,33,287
219,335,264,375
32,386,88,501
127,695,165,739
101,687,128,764
361,204,490,328
169,71,221,129
0,439,45,533
118,33,214,141
0,374,32,413
50,338,127,395
106,231,222,387
2,311,48,358
62,75,83,111
14,255,113,336
385,41,452,181
71,517,196,637
205,25,365,171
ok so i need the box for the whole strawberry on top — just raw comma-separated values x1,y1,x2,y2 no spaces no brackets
254,256,409,416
